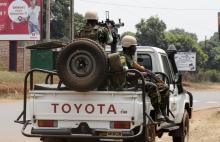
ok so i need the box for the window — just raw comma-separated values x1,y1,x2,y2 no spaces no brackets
161,55,174,82
137,54,152,71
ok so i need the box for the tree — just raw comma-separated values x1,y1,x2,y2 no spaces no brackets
43,0,85,40
121,31,136,39
210,32,220,42
135,16,167,49
50,0,69,39
169,28,198,41
199,32,220,69
165,30,208,67
74,13,86,37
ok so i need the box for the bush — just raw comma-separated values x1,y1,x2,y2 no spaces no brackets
186,69,220,82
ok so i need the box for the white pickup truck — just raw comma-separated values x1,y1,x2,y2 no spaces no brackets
15,45,193,142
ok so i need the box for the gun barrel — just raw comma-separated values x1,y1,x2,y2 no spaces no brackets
115,23,124,28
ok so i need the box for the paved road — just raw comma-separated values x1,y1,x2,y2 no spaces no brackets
0,101,39,142
192,90,220,110
0,90,219,142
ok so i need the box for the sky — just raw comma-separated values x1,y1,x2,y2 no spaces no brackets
74,0,220,41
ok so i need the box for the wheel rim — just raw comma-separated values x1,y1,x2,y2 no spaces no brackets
67,50,96,77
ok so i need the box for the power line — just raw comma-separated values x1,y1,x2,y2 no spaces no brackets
80,0,220,11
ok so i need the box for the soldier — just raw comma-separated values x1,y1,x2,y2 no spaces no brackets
121,35,173,123
78,11,112,47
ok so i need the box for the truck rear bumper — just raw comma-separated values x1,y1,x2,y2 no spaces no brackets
22,120,144,140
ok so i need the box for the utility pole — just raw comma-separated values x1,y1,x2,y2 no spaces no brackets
205,36,207,50
46,0,50,41
70,0,74,40
9,41,17,71
218,12,220,41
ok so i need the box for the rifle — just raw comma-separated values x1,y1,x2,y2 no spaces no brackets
98,11,124,53
144,69,165,84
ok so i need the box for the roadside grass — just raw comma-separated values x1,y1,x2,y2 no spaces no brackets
0,71,25,83
0,71,59,99
0,93,24,100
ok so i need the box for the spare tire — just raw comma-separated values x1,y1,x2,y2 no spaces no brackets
56,38,107,92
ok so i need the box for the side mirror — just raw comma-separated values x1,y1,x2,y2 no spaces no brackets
175,73,182,84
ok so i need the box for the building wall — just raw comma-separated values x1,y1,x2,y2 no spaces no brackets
0,41,9,71
17,47,30,72
0,41,31,72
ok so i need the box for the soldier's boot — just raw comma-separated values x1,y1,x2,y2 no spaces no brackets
160,104,174,123
152,105,165,122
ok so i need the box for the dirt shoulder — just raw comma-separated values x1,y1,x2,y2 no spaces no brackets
183,82,220,91
189,108,220,142
160,108,220,142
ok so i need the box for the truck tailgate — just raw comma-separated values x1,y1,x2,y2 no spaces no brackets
30,90,142,122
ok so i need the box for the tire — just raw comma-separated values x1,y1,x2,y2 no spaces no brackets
123,133,145,142
123,125,155,142
172,110,189,142
56,38,107,92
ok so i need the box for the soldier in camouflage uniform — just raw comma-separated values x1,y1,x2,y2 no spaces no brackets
78,11,112,47
120,35,173,123
159,85,173,122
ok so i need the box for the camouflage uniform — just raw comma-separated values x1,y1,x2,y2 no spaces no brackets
158,84,170,116
78,24,112,47
120,53,161,106
119,35,173,122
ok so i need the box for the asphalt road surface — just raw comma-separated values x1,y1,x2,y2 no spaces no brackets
0,90,219,142
192,90,220,110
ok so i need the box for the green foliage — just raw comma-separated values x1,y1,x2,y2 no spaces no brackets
165,29,208,67
134,17,208,67
74,13,86,36
189,69,220,82
121,31,136,39
50,0,70,40
42,0,86,40
51,0,70,21
169,28,198,41
210,32,220,42
199,32,220,70
135,16,167,49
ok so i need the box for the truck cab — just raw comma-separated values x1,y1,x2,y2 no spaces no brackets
15,46,193,142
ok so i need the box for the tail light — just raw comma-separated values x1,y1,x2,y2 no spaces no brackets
110,121,131,129
37,120,58,127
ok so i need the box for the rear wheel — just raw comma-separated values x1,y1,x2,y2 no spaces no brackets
124,125,156,142
172,110,189,142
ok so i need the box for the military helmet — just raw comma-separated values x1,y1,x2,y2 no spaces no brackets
121,35,137,48
85,11,98,20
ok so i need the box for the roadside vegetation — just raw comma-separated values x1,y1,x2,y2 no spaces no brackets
0,71,25,94
187,69,220,83
0,71,59,99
